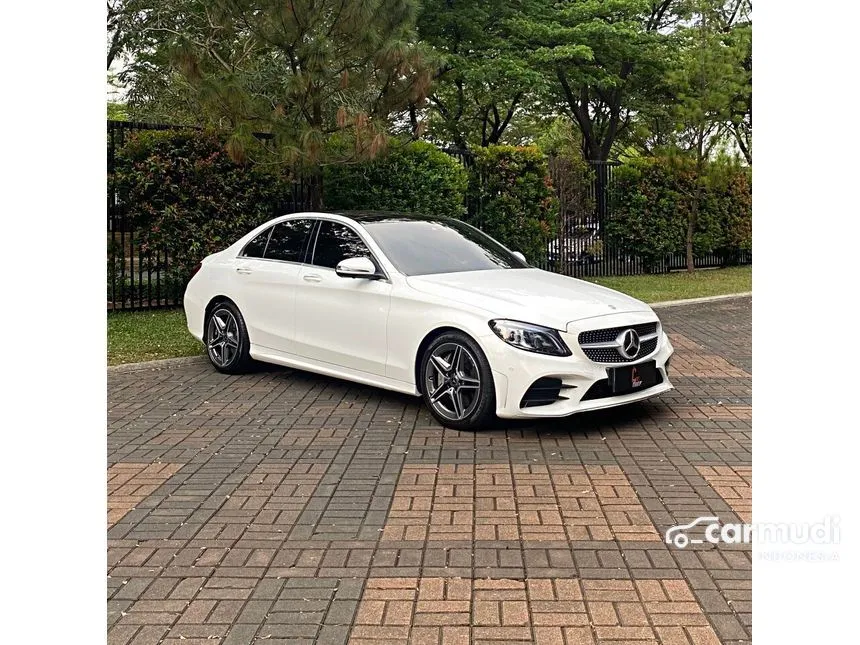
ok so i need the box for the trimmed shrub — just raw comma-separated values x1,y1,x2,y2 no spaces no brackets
468,145,558,263
112,129,292,280
323,140,468,218
605,157,751,269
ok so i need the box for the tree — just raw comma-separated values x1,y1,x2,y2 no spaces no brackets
415,0,543,149
726,16,751,163
668,0,750,271
520,0,683,161
107,0,132,70
112,0,432,204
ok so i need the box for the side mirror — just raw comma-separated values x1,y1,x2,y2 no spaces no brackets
512,251,527,264
335,256,381,279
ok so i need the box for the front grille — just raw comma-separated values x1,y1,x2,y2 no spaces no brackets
580,371,664,402
520,377,575,408
578,322,659,363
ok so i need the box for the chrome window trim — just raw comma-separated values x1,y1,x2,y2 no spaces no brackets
237,256,307,268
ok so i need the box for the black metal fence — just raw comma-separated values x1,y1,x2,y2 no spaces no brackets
108,121,750,311
109,121,182,310
547,158,751,278
107,120,315,310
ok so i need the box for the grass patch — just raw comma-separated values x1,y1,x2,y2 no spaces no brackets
586,265,751,303
107,266,751,365
108,309,202,366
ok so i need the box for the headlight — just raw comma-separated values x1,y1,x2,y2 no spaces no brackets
489,319,571,356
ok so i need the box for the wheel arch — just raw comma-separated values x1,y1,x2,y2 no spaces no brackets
205,295,238,322
413,325,478,394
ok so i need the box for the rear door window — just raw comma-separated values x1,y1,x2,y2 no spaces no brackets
264,219,314,263
240,227,272,258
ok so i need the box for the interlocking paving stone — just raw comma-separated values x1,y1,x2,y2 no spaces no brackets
349,577,721,644
108,462,184,526
381,464,660,543
108,296,752,644
696,465,752,523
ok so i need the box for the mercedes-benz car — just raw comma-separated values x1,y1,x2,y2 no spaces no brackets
184,211,674,430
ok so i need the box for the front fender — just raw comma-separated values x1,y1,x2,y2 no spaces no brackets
385,291,498,392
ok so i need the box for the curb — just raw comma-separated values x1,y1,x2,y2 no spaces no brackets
108,354,206,373
649,291,752,309
107,292,751,371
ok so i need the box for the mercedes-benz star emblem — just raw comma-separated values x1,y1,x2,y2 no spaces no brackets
618,329,641,359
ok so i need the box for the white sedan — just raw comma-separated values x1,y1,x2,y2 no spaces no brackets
184,212,674,430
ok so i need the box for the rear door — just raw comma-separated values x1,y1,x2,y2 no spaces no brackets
233,218,315,352
293,220,392,376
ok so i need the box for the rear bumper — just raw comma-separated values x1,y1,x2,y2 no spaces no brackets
183,286,205,342
483,314,674,419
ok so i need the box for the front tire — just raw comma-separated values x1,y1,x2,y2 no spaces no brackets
205,301,253,374
420,331,496,430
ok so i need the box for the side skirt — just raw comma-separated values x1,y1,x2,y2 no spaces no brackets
250,345,420,397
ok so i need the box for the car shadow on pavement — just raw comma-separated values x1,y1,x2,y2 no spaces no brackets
248,360,660,435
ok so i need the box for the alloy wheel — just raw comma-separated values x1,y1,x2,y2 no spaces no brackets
206,308,240,368
424,342,482,421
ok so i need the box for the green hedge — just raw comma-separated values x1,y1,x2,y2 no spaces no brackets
323,141,468,218
605,157,752,269
467,145,558,263
112,129,292,279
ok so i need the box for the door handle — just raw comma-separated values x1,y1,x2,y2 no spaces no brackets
303,273,322,283
236,267,253,275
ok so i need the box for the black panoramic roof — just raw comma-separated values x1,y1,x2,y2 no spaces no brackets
326,210,450,224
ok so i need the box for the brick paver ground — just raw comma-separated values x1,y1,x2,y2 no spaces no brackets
108,296,752,645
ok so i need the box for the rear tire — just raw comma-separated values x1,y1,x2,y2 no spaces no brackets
204,300,253,374
420,331,496,431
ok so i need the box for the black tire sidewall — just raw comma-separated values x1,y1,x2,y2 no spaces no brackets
420,331,496,431
205,300,253,374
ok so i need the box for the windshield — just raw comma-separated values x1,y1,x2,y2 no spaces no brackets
362,218,529,276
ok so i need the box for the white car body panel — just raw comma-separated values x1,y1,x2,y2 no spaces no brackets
292,264,392,376
184,212,674,420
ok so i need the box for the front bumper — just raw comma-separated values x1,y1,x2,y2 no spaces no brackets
482,311,674,419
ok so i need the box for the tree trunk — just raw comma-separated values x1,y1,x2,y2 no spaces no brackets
309,171,323,210
687,133,707,273
686,203,696,273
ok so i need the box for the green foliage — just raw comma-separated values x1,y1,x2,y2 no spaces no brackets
468,145,557,262
112,129,291,278
116,0,431,174
323,141,468,217
515,0,678,160
417,0,543,148
107,102,129,121
605,156,751,269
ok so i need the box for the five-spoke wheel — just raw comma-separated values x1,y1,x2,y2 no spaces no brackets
204,301,253,374
421,332,495,430
207,308,240,367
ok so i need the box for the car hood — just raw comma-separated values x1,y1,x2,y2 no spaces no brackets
406,268,653,329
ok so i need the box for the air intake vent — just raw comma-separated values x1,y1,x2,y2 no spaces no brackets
519,377,575,408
